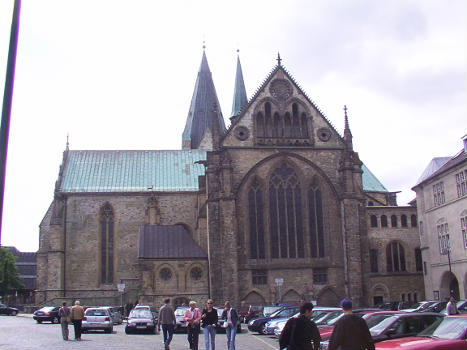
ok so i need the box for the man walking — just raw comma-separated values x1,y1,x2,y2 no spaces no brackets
221,301,239,350
447,296,459,315
279,302,320,350
58,301,70,340
157,298,176,350
70,300,85,341
329,298,375,350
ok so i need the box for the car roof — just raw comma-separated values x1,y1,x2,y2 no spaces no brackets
392,312,443,317
446,313,467,318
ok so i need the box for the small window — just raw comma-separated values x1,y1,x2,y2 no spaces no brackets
391,215,397,228
252,270,267,285
381,215,388,227
411,215,417,227
159,268,172,281
415,248,423,272
313,268,328,284
190,267,202,280
433,182,445,206
370,215,378,227
401,215,408,227
456,170,467,198
423,261,427,275
368,201,374,206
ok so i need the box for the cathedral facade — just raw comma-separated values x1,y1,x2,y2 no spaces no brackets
36,52,424,308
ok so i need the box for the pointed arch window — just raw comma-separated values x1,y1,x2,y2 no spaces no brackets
249,179,265,259
309,178,325,257
256,112,264,137
269,164,304,259
100,203,114,284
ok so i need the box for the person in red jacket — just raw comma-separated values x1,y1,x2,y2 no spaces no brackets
184,301,202,350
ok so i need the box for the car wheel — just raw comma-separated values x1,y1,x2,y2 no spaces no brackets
259,323,266,334
104,328,112,334
125,328,131,335
11,311,17,316
36,320,42,324
52,317,59,324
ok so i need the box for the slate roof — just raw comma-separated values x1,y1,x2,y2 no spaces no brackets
415,157,451,186
414,150,467,188
182,51,226,149
138,225,207,259
59,150,206,193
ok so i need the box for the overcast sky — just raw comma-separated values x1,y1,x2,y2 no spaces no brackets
0,0,465,252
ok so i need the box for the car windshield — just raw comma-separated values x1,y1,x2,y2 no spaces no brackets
418,317,467,339
40,307,55,312
130,309,152,319
325,312,344,326
365,314,395,329
264,306,281,317
175,308,188,316
86,309,108,316
369,315,398,335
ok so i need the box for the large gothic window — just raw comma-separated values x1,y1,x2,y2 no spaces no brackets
100,203,114,284
309,179,325,257
249,179,265,259
269,164,304,258
386,241,406,272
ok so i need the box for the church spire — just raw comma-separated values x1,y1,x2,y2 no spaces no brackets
343,105,353,150
230,51,247,119
182,47,226,150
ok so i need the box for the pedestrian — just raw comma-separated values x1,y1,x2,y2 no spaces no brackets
279,302,320,350
125,301,133,317
184,301,202,350
447,296,459,315
157,298,176,350
201,299,218,350
58,301,70,341
221,301,239,350
328,298,375,350
70,300,85,341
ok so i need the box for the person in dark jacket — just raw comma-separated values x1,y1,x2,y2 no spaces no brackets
279,302,321,350
201,299,218,350
328,298,375,350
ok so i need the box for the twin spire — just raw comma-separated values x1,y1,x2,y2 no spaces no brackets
182,48,247,150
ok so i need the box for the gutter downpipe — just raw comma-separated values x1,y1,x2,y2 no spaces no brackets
63,196,67,297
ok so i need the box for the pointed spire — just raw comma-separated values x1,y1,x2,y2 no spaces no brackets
343,105,353,150
66,133,69,151
230,50,248,118
276,52,282,66
182,49,226,150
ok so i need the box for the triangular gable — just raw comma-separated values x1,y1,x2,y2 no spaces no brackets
222,63,345,148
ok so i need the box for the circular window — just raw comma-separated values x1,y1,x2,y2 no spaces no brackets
159,268,172,281
234,126,249,141
269,79,292,101
317,127,332,142
190,267,202,280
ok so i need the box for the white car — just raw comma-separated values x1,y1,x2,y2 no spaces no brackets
81,307,113,333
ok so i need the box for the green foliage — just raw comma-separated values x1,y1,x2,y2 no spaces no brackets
0,247,24,296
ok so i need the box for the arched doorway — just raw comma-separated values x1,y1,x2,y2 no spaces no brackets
317,288,339,306
440,271,460,300
242,291,266,305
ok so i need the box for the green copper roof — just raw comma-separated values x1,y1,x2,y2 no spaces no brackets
182,51,226,149
59,150,206,193
361,163,388,192
231,55,248,117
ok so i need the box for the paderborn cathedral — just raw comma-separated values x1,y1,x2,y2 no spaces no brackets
37,51,424,308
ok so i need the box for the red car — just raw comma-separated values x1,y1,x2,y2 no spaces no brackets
376,314,467,350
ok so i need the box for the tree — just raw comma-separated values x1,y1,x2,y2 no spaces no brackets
0,247,24,299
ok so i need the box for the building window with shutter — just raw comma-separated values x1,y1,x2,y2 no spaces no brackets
456,170,467,198
433,182,445,206
437,223,450,254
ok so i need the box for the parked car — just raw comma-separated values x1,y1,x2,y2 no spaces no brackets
239,305,263,323
215,306,242,333
248,305,299,333
376,301,399,311
368,312,443,342
440,300,467,315
101,306,123,324
33,306,60,324
0,304,19,316
421,301,447,313
262,305,282,317
174,306,190,332
125,308,156,334
81,307,113,333
399,301,436,312
375,314,467,350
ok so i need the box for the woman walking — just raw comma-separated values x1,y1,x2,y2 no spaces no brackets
184,301,202,350
201,299,218,350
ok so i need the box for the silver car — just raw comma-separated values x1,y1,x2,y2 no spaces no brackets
82,307,113,333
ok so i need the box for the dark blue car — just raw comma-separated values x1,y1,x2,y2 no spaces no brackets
247,306,299,334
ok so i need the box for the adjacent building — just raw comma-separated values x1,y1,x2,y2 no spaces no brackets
412,136,467,301
5,247,37,305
